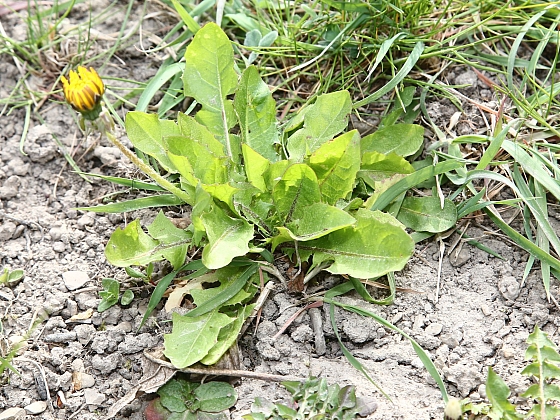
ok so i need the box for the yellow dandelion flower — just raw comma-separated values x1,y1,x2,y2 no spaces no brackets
61,66,105,120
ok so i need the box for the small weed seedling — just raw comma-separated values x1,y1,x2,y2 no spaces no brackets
144,377,236,420
245,376,377,419
452,325,560,419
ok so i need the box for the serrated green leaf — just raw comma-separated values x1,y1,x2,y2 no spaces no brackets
286,91,352,161
201,304,254,365
202,183,238,211
522,361,560,379
522,383,560,401
300,209,414,279
361,124,424,157
125,111,179,172
98,278,120,312
526,404,560,420
200,203,253,269
242,144,270,192
307,130,360,205
147,211,190,269
195,382,237,412
164,310,235,368
527,325,559,353
486,367,522,419
272,163,321,224
272,202,356,248
235,66,279,162
183,23,237,150
397,196,457,233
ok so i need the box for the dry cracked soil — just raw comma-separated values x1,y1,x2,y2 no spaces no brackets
1,2,559,419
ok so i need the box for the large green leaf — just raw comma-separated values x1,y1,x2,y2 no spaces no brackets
164,310,235,368
286,91,352,161
302,209,414,279
307,130,361,205
272,202,356,248
397,196,457,233
272,163,321,224
361,124,424,157
235,66,279,162
183,22,237,152
125,111,179,172
105,217,190,269
200,203,254,269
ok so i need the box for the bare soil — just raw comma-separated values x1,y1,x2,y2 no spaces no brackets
1,2,559,420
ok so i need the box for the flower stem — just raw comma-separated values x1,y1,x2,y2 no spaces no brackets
104,130,192,204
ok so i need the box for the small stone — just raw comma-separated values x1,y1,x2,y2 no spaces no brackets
76,214,95,229
44,332,77,343
425,323,443,336
0,407,26,420
24,401,47,415
291,324,313,343
74,324,96,345
502,347,515,359
440,333,461,348
449,247,471,267
0,221,17,241
52,241,66,253
117,333,159,354
81,373,96,389
62,271,90,291
413,314,425,331
84,388,105,406
498,275,520,301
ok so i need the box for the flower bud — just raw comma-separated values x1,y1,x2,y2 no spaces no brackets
61,66,105,120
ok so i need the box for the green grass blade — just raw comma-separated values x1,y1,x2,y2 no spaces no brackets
140,260,206,329
476,120,518,171
77,173,166,191
369,160,464,211
507,8,550,91
324,281,448,403
136,62,183,112
365,32,408,81
484,208,560,276
186,263,258,318
170,0,200,33
78,194,184,213
354,41,425,108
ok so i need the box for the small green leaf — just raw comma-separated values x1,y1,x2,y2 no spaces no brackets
98,278,120,312
361,124,424,157
105,220,159,267
120,289,134,306
164,310,235,368
287,91,352,161
200,204,254,269
235,66,279,162
307,130,361,205
194,382,237,412
397,196,457,233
